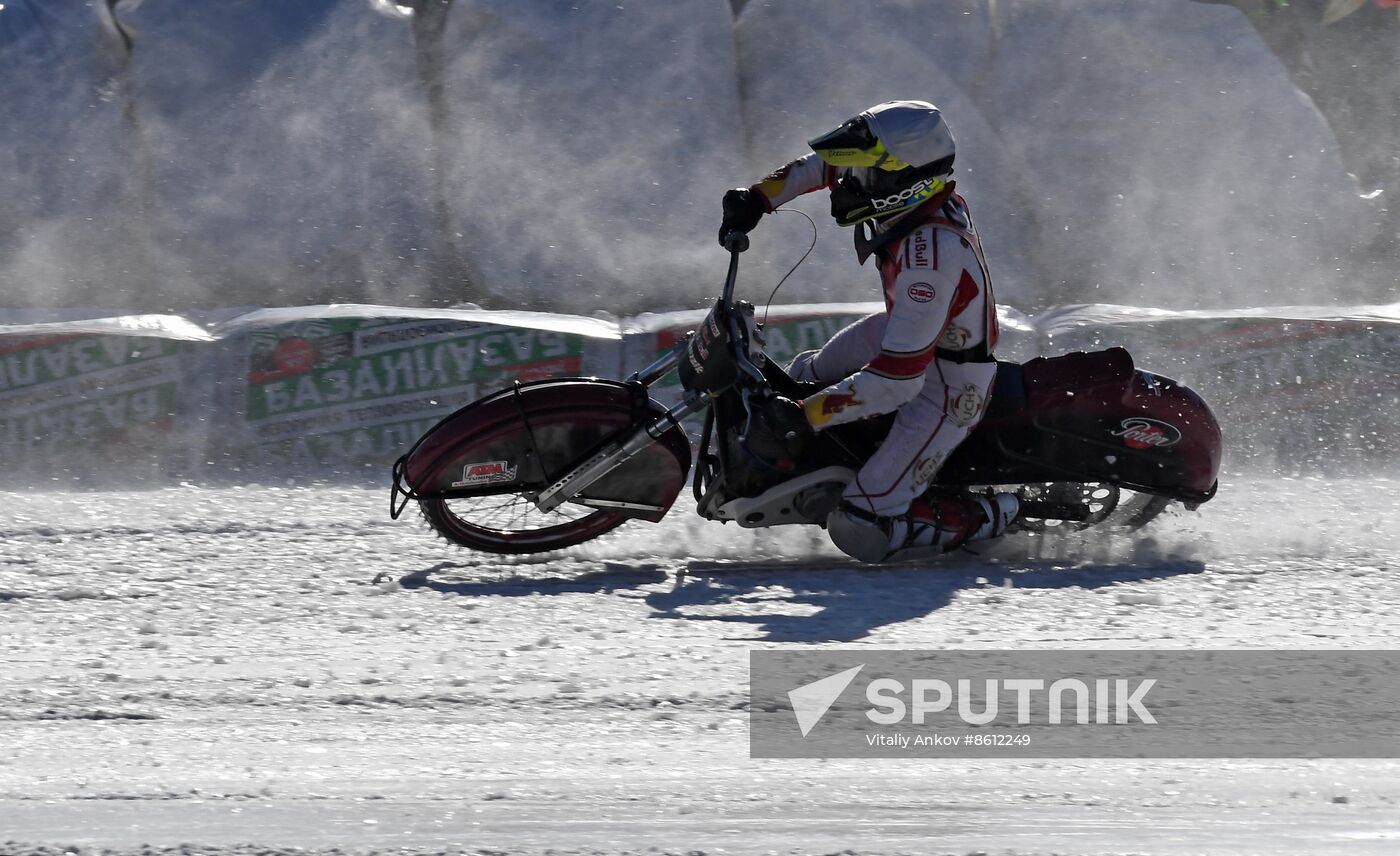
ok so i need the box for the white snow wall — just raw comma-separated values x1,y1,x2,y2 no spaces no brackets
0,301,1396,486
0,0,1385,316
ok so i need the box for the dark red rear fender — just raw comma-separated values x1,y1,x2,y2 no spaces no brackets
399,379,692,522
942,350,1222,501
1114,370,1222,497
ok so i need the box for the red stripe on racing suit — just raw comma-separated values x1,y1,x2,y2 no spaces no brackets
810,193,998,430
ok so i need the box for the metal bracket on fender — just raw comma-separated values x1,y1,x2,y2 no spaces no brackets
706,466,856,528
389,455,416,519
534,392,707,513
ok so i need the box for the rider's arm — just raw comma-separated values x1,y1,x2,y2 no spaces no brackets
721,154,835,245
751,153,837,211
802,226,978,430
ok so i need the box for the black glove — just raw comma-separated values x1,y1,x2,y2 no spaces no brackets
762,395,811,442
718,187,766,247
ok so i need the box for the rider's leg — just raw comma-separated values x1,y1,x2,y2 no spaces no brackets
841,358,998,516
787,313,886,384
827,493,1020,562
824,358,1018,562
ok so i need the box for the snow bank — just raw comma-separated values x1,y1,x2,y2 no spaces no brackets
0,0,743,314
0,0,1383,316
733,0,1042,306
432,0,744,314
734,0,1375,311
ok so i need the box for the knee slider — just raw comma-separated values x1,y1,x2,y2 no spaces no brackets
825,505,894,564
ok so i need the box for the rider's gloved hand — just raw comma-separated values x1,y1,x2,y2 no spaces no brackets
764,395,811,442
718,187,766,247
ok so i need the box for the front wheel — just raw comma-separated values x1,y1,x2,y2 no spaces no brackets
394,379,692,555
419,484,629,556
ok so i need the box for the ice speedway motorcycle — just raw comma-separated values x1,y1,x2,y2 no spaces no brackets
390,234,1221,556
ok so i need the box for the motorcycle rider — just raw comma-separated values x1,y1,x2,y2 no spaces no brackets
718,100,1020,563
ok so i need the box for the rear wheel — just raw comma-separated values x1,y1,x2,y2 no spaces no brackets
1011,482,1172,534
1110,491,1174,530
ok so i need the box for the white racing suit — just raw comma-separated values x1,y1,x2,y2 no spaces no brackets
751,154,1014,561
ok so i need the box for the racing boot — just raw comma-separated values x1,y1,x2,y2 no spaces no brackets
826,493,1020,563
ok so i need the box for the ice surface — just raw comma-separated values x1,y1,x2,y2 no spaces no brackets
0,480,1398,854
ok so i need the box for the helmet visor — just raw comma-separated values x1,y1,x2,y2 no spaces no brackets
809,116,911,171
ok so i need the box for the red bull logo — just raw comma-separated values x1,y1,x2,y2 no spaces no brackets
804,390,863,428
821,393,859,416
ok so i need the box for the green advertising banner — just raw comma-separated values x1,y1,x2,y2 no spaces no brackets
213,310,620,474
1,301,1392,483
0,316,212,483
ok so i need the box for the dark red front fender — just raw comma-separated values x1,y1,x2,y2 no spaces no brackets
397,378,692,523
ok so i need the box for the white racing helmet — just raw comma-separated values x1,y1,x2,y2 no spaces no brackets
808,100,956,227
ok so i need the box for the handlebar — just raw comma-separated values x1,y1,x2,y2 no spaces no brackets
675,230,767,401
720,232,747,307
